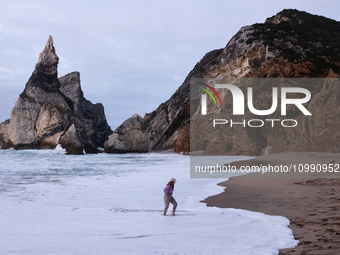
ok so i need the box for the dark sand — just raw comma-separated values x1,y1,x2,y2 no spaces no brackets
202,152,340,255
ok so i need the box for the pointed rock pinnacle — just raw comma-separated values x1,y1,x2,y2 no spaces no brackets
25,35,61,92
35,35,59,74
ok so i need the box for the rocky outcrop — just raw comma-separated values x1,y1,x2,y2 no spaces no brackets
0,119,9,149
0,36,112,154
190,9,340,155
104,114,148,153
174,121,190,152
59,124,84,155
26,35,60,93
106,9,340,155
0,36,78,150
104,82,191,153
59,72,112,148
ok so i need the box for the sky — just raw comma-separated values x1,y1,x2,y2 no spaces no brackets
1,0,339,130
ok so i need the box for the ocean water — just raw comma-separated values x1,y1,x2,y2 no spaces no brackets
0,146,298,254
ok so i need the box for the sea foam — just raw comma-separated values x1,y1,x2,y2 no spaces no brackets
0,151,298,254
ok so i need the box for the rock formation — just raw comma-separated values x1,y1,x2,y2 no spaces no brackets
104,114,148,153
59,72,113,149
104,83,190,153
0,36,112,154
105,9,340,155
190,9,340,155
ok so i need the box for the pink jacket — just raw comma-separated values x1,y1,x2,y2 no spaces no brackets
163,185,174,195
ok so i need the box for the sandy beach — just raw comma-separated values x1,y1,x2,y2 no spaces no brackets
203,152,340,255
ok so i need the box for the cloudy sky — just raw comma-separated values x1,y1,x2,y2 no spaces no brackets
1,0,339,129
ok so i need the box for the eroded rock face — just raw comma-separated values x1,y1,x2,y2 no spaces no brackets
190,9,340,155
0,119,10,149
0,36,112,154
59,72,113,148
104,81,191,153
41,131,64,149
1,36,74,150
104,114,148,153
59,124,84,155
26,35,60,93
107,9,340,155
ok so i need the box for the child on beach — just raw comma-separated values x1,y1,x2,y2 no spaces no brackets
163,178,177,216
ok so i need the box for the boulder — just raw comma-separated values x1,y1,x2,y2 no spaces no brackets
84,140,99,154
104,114,149,153
59,124,84,155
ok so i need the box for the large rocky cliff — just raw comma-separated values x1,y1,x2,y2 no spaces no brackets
0,36,112,154
105,9,340,155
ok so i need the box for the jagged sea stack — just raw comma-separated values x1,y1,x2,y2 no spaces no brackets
0,36,112,154
59,72,113,150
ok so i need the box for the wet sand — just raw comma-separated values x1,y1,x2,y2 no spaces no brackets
202,152,340,255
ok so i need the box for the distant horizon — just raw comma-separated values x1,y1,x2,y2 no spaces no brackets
1,1,340,130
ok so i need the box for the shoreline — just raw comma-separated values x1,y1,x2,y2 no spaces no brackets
202,152,340,255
